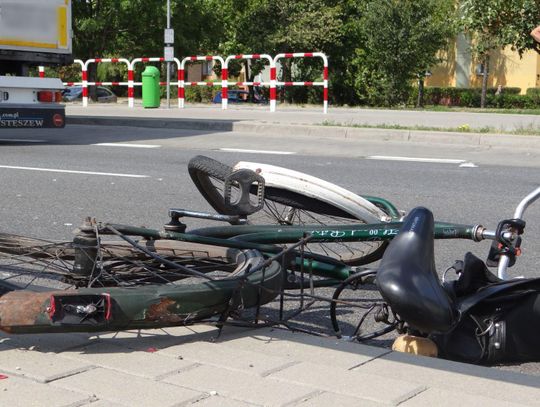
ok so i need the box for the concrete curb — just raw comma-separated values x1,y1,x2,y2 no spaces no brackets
67,114,540,149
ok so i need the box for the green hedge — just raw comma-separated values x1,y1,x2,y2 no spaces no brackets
156,86,216,103
183,86,215,103
526,88,540,96
410,86,540,108
486,94,536,109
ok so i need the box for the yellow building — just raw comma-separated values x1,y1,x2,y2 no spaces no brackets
427,33,540,93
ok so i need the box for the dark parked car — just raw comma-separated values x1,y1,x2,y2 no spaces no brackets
63,86,117,103
212,89,268,104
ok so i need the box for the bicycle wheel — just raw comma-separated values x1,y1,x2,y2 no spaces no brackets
0,232,267,289
188,156,389,265
0,232,282,333
330,270,398,343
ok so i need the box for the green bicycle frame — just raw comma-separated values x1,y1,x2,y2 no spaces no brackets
99,221,479,282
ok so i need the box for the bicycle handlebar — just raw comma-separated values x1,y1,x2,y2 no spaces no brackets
497,186,540,279
513,187,540,219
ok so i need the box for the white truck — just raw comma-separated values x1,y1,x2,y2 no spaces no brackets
0,0,72,128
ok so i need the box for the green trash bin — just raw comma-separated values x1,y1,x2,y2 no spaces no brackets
142,66,160,108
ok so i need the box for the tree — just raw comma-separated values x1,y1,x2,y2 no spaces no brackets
502,1,540,55
211,0,356,104
357,0,457,106
460,0,540,108
73,0,221,59
71,0,122,98
71,0,222,97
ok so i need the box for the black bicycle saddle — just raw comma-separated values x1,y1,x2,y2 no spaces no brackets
377,207,458,334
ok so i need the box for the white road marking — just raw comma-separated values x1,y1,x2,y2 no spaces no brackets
0,165,149,178
219,148,296,155
366,155,467,164
93,143,161,148
0,139,46,143
459,162,479,168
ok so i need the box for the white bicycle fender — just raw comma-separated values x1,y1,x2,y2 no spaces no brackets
233,161,388,223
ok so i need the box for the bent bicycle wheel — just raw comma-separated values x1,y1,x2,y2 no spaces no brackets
188,155,391,265
0,232,281,334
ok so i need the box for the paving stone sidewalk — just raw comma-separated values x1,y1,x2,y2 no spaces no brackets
0,325,538,406
65,105,540,151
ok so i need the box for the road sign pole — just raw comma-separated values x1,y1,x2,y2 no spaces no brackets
166,0,171,108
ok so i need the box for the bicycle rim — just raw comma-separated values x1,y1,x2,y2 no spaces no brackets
0,232,260,289
247,190,388,265
0,232,283,333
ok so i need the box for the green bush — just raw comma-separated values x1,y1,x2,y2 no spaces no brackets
158,85,175,99
498,87,521,95
457,90,480,107
526,88,540,105
280,86,324,105
526,88,540,97
486,94,536,109
412,86,533,108
183,86,215,103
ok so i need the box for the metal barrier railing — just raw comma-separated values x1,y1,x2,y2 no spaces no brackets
41,52,329,113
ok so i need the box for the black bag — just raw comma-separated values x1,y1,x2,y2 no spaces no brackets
433,252,540,365
433,284,540,365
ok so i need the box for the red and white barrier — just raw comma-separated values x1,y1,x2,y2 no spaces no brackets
274,52,328,114
80,58,130,107
223,54,274,110
43,52,328,112
40,59,85,86
179,56,226,109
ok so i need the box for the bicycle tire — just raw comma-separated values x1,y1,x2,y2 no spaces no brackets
188,156,388,265
188,155,236,215
189,156,388,221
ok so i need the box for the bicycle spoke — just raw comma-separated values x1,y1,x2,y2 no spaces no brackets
252,201,379,263
0,231,253,290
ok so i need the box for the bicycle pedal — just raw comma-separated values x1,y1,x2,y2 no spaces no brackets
224,169,265,216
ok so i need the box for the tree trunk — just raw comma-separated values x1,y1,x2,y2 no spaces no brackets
87,63,97,102
282,60,292,103
480,54,490,109
243,60,254,101
417,78,425,108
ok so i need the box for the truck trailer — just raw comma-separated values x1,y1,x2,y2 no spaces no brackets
0,0,72,128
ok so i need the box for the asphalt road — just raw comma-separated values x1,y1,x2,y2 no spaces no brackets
1,124,540,374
